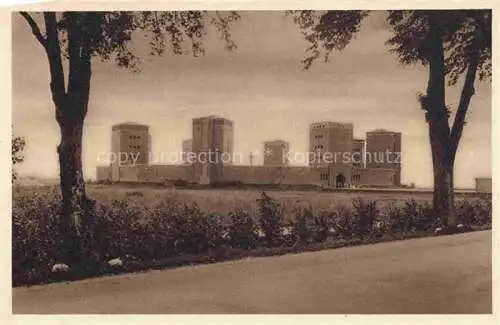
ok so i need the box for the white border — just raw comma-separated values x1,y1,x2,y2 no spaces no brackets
2,1,498,324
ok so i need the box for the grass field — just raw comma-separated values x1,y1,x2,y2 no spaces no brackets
12,183,491,287
13,183,487,222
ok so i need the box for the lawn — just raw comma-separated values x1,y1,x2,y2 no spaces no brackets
14,183,485,222
87,184,481,220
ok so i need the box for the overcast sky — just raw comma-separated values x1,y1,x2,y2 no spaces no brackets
12,11,491,188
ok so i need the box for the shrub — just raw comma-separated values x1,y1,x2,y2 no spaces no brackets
402,199,436,232
12,192,60,285
93,199,144,260
332,206,356,239
228,209,259,250
475,199,492,226
456,198,492,226
385,200,436,235
292,207,335,244
257,191,284,247
312,211,334,242
141,196,182,259
386,203,411,234
174,203,226,255
292,206,316,245
351,197,378,239
415,201,435,231
12,186,491,287
456,200,476,226
198,213,227,251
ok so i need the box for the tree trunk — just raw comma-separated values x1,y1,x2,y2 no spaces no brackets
432,153,456,227
57,112,85,256
427,106,457,227
57,108,96,265
50,12,95,265
423,17,456,228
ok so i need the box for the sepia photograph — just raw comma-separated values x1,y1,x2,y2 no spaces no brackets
9,4,493,316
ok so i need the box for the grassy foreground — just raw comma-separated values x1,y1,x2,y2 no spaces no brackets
12,186,492,287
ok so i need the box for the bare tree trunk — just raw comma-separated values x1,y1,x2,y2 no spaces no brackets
56,111,93,264
427,105,456,227
431,150,456,227
422,17,457,228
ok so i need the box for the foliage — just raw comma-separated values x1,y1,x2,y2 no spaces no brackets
292,206,316,244
386,199,440,234
228,209,259,250
12,187,61,285
287,10,369,69
12,189,491,286
386,10,491,85
332,205,356,239
290,10,491,83
292,207,335,244
351,197,379,239
21,11,241,69
92,200,146,260
386,203,412,234
256,192,284,247
456,198,492,226
312,211,334,242
161,202,226,255
11,136,26,182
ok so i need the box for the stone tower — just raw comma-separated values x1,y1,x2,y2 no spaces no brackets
110,122,150,181
191,116,233,184
366,129,402,186
309,121,354,187
263,140,290,166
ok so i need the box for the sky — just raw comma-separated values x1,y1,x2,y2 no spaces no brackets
12,11,492,188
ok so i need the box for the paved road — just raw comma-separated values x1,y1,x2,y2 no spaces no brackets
13,231,491,314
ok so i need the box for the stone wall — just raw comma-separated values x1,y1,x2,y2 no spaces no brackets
221,165,324,185
153,164,192,182
96,166,111,182
97,163,398,188
358,168,396,187
475,178,492,193
118,165,140,182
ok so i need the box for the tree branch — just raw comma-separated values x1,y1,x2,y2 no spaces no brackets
449,56,479,162
424,17,454,176
67,12,83,95
43,12,67,117
67,12,92,120
19,12,47,48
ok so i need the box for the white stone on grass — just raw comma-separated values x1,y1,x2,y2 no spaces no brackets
374,220,384,229
282,226,293,236
51,263,69,273
108,258,123,267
